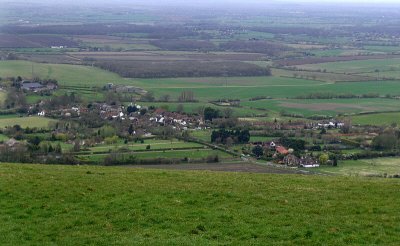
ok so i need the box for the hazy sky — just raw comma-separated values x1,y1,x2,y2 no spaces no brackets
3,0,400,4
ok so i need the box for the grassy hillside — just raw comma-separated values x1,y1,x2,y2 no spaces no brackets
0,164,399,245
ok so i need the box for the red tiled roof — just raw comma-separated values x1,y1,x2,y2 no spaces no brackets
276,146,289,155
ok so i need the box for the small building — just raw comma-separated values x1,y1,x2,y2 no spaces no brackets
275,146,289,155
299,156,320,168
22,82,44,92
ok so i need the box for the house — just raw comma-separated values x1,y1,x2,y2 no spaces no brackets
275,146,289,155
37,110,46,116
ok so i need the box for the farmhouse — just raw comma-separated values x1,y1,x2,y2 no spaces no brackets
21,81,58,93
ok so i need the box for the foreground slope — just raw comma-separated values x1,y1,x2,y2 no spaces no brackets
0,164,399,245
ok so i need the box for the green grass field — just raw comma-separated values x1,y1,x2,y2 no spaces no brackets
89,139,204,152
317,158,400,177
352,112,400,126
0,164,399,245
0,116,57,129
296,58,400,74
242,98,400,117
0,60,129,87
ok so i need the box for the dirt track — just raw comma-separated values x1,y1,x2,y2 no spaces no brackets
123,163,309,174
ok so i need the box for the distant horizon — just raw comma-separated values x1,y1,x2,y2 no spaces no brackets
2,0,400,5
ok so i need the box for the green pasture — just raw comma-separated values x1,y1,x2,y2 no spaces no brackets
317,158,400,177
89,140,204,153
0,60,129,87
242,98,400,117
0,164,399,245
0,116,57,129
296,58,400,74
351,112,400,126
142,79,400,102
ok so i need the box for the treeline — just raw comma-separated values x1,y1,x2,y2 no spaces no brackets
211,129,250,144
95,61,271,78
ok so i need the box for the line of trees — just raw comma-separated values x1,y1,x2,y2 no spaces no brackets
211,129,250,144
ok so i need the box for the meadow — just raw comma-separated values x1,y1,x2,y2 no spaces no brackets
317,158,400,177
351,112,400,126
296,58,400,75
0,116,56,129
242,98,400,117
0,60,129,87
0,164,399,245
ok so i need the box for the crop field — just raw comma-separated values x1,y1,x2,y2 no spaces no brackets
317,158,400,177
351,112,400,126
0,164,399,245
0,116,57,129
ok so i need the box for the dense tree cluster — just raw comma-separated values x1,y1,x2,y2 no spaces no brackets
211,129,250,144
279,137,306,151
95,61,271,78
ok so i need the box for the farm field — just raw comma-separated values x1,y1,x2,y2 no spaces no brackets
88,139,204,152
0,116,57,129
4,61,400,104
77,149,232,164
296,58,400,75
271,68,374,82
142,80,400,102
351,112,400,126
242,98,400,117
0,164,399,245
317,158,400,177
0,60,129,87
